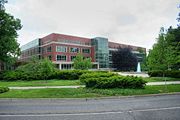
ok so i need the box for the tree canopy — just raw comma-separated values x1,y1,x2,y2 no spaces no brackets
112,47,138,71
17,58,56,80
73,54,92,70
0,0,22,63
147,27,180,71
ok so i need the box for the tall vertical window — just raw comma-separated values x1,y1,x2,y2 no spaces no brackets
48,55,52,60
47,46,51,52
56,46,67,52
56,55,66,61
71,56,76,61
82,48,90,53
70,47,79,53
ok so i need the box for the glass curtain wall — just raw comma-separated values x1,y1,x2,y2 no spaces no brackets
91,37,109,68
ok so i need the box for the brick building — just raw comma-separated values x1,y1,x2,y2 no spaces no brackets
20,33,146,70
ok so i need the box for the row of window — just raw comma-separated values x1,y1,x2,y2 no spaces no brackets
57,39,91,46
46,46,90,53
48,55,90,61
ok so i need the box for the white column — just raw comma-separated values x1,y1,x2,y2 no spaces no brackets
97,63,99,69
59,63,62,70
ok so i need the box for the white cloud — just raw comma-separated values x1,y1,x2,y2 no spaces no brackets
5,0,180,49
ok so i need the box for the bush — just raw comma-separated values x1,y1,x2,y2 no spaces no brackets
148,70,180,78
50,70,91,80
80,72,117,82
0,69,109,81
0,86,9,93
80,73,147,89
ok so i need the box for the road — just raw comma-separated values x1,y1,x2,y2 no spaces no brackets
0,94,180,120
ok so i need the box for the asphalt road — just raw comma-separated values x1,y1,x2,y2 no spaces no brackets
0,94,180,120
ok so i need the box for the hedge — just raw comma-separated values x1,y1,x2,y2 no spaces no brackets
80,73,147,89
0,70,108,81
148,70,180,78
79,72,117,81
0,87,9,93
50,70,92,80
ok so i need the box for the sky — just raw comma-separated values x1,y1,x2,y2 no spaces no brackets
5,0,180,49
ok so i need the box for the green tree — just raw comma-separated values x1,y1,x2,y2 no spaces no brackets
147,27,180,71
177,3,180,26
17,58,56,80
147,28,167,71
38,58,56,80
0,0,7,10
166,27,180,69
0,0,22,64
73,54,92,70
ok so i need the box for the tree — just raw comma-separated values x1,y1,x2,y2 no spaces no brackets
112,47,138,71
147,27,180,71
177,3,180,27
166,27,180,69
147,28,167,71
38,58,55,80
73,54,92,70
17,58,56,80
0,0,7,10
0,0,22,64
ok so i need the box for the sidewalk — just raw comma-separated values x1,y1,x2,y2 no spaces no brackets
9,81,180,90
9,85,85,90
146,81,180,85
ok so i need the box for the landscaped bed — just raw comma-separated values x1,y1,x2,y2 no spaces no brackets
0,84,179,98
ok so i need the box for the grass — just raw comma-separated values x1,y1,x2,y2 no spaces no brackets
0,79,81,87
0,84,180,98
144,77,180,82
0,77,179,87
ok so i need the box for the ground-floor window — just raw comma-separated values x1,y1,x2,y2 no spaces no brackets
61,64,72,69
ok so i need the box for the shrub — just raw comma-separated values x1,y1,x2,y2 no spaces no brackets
148,70,180,78
80,73,146,89
51,70,92,80
0,86,9,93
80,72,117,83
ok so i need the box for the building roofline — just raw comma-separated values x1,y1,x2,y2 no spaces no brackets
41,33,91,40
108,41,146,49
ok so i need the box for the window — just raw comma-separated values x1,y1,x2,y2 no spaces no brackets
56,46,67,52
48,55,52,60
61,64,72,69
70,47,79,53
56,55,66,61
82,48,90,53
71,56,76,61
47,46,51,52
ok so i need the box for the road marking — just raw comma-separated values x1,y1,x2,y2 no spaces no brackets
0,106,180,117
131,106,180,112
0,111,123,117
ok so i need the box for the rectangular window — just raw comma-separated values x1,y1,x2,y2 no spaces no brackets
48,55,52,60
70,47,79,53
82,48,90,53
47,46,51,52
56,55,66,61
56,46,67,52
71,56,76,61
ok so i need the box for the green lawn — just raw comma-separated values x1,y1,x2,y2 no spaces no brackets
144,77,180,82
0,85,179,98
0,79,81,87
0,77,179,87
